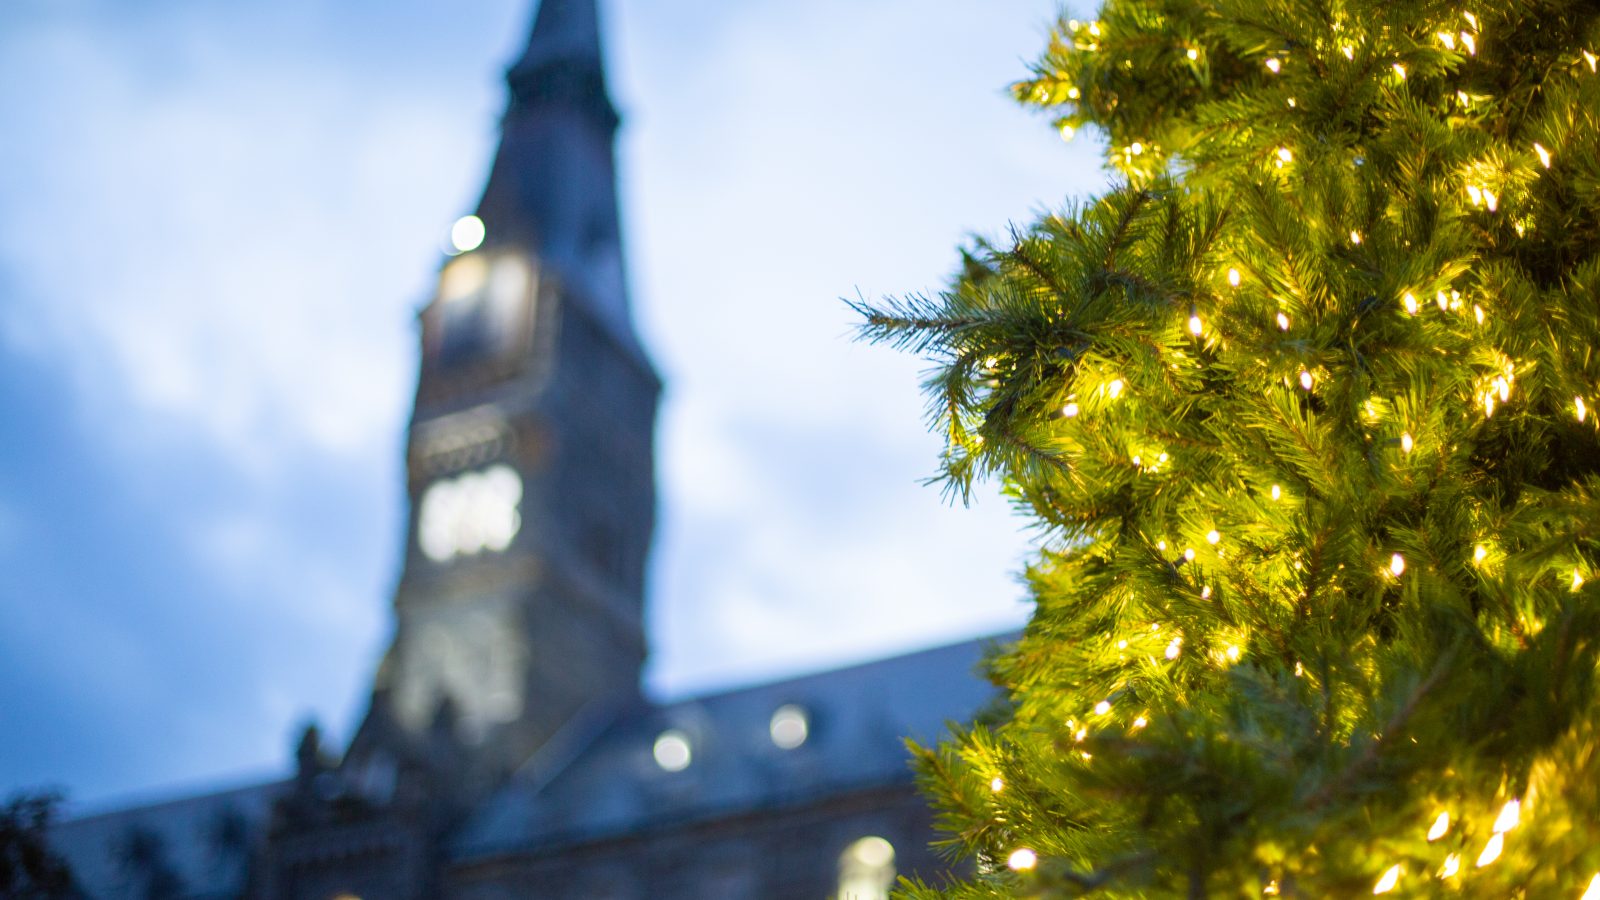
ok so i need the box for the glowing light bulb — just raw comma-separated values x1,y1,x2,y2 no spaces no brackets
1226,645,1242,662
1581,873,1600,900
1428,811,1451,841
990,776,1005,792
1206,530,1221,545
1007,848,1038,871
1484,188,1499,211
1342,45,1355,60
1535,143,1552,168
1467,184,1484,205
1201,586,1212,599
1403,292,1419,315
1157,540,1167,550
1183,547,1196,562
1228,268,1241,286
1392,63,1407,79
1094,700,1112,715
1189,313,1204,335
1485,393,1497,417
1166,637,1183,659
1574,570,1586,591
1373,864,1402,894
1287,97,1297,107
1436,291,1450,311
1067,87,1081,100
1265,58,1281,73
1586,51,1598,73
1277,147,1293,163
1187,48,1200,61
1390,553,1406,576
1299,370,1313,390
1059,123,1075,141
1476,832,1503,867
1577,396,1587,422
1463,11,1479,29
1438,32,1457,49
1271,484,1281,500
1474,304,1485,324
1401,433,1414,453
1350,230,1362,244
1440,854,1461,878
1277,312,1290,330
1494,376,1510,402
1132,716,1148,729
1474,544,1487,563
1063,402,1080,418
1461,33,1477,55
1088,21,1102,36
450,215,486,253
1494,799,1521,832
1107,378,1124,398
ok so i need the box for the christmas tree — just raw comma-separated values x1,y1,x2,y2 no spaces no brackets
857,0,1600,895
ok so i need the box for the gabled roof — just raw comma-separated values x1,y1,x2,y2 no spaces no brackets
49,778,287,899
451,634,1009,861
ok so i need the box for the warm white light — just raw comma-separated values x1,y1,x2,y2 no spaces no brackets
1183,547,1197,562
1438,32,1457,49
1342,44,1355,60
1350,230,1362,244
990,776,1004,792
769,704,810,749
1063,401,1080,418
1270,484,1281,501
1186,48,1200,61
1476,832,1503,867
1276,312,1290,330
1401,433,1414,453
1461,33,1476,55
1373,864,1402,894
1390,553,1406,577
1484,188,1499,211
1227,267,1241,287
1277,147,1293,163
1007,848,1038,871
1578,397,1588,422
1130,141,1145,156
1439,853,1461,878
1060,123,1075,141
1534,143,1552,168
1581,873,1600,900
1166,636,1183,659
1225,645,1242,662
1093,700,1112,715
1392,63,1407,79
1474,544,1488,563
848,836,895,869
1189,313,1204,335
1299,370,1313,390
418,465,524,562
1107,379,1125,398
1574,570,1586,591
1403,292,1419,315
1204,530,1220,545
1436,291,1450,311
1265,57,1281,72
1428,811,1450,841
653,729,692,772
450,215,486,253
1067,87,1081,100
1586,51,1598,73
1132,716,1148,729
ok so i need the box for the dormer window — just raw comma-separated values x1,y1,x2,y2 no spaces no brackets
769,704,809,750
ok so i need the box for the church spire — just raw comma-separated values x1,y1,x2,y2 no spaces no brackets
505,0,617,130
518,0,603,74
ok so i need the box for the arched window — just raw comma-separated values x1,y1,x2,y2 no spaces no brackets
837,836,895,900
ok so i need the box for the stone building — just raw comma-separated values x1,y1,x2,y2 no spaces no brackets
48,1,1003,896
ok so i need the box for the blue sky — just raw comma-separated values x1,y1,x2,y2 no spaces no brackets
0,0,1104,809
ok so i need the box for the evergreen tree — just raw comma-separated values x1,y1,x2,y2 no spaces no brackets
858,0,1600,895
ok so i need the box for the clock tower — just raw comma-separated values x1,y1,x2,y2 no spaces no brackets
350,0,657,790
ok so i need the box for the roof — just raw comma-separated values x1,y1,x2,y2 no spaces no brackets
451,633,1008,861
49,778,287,899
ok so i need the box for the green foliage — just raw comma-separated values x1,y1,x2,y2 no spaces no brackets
858,0,1600,894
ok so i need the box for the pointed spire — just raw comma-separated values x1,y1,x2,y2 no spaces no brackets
506,0,615,127
519,0,603,71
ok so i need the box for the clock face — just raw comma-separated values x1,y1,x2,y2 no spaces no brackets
418,464,523,563
397,613,525,739
425,252,536,372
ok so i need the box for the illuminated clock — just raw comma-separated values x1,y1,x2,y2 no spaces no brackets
418,464,523,562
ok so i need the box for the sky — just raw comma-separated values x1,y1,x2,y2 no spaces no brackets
0,0,1105,809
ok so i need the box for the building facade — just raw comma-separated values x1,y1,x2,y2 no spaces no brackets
48,2,1001,896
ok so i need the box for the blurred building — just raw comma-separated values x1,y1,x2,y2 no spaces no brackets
48,1,1001,897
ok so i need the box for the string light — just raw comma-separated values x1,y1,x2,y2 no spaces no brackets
1492,797,1519,833
1228,267,1241,287
1189,310,1204,335
1007,848,1038,871
1474,304,1485,325
1064,401,1081,417
1093,700,1112,715
1130,141,1145,155
990,776,1005,792
1401,433,1414,453
1187,47,1200,61
1402,292,1419,315
1582,874,1600,900
1183,547,1197,561
1435,291,1449,311
1206,530,1221,545
1484,188,1499,211
1060,123,1075,141
1476,833,1503,867
1534,143,1552,168
1166,636,1183,659
1277,312,1290,330
1439,854,1461,878
1277,147,1293,163
1474,544,1488,563
1342,45,1355,60
1463,11,1478,29
1225,645,1242,662
1574,569,1586,591
1299,370,1313,390
1265,58,1282,73
1586,51,1598,73
1067,87,1082,100
1108,378,1125,398
1392,63,1407,80
1132,715,1148,729
1437,32,1457,49
1428,811,1450,840
1271,484,1281,500
1389,553,1406,577
1461,33,1477,55
1373,864,1402,894
1350,230,1362,244
1577,396,1587,422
